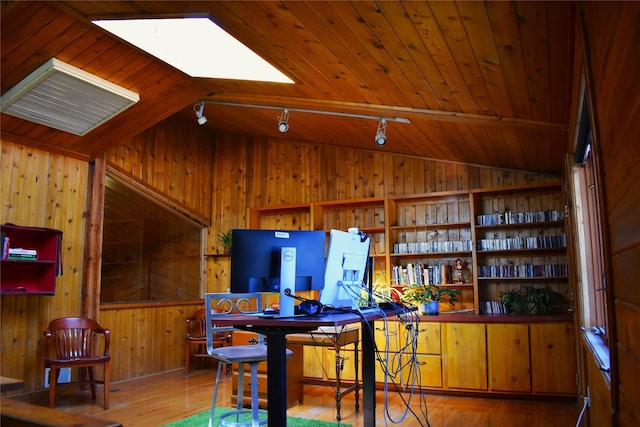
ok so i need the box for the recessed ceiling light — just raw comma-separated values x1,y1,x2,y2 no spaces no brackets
93,17,294,84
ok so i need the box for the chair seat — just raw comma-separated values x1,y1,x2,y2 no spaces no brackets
209,345,293,364
46,355,110,365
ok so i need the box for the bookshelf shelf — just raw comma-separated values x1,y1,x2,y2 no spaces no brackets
390,251,472,259
1,224,62,295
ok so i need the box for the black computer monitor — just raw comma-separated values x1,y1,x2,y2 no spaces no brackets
230,229,326,294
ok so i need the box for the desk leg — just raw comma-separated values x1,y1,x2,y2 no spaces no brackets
266,331,287,426
333,341,343,421
361,320,375,427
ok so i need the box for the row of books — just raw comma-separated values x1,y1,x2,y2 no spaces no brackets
477,264,568,278
391,262,455,286
1,234,38,260
477,210,564,226
479,300,509,315
476,234,566,251
393,240,472,255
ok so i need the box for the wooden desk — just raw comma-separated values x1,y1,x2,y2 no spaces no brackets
0,399,122,427
0,376,25,393
287,327,360,421
209,306,393,427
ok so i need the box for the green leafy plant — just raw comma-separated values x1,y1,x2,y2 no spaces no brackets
401,283,461,307
500,288,527,315
219,230,232,254
500,286,568,315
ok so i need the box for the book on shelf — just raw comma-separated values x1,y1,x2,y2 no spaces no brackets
7,247,37,260
476,209,564,226
392,262,459,286
479,300,508,315
1,233,8,260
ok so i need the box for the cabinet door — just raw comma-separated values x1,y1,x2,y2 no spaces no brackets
487,324,531,392
414,322,441,354
530,322,577,395
443,323,487,390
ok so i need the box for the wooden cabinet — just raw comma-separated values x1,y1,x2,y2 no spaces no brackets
443,323,487,390
530,322,577,395
487,323,531,392
375,318,575,397
1,224,62,295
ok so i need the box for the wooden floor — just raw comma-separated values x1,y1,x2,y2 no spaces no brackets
8,367,580,427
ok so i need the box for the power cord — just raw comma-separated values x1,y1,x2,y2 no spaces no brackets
575,388,589,427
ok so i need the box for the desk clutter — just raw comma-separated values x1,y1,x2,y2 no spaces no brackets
203,291,425,426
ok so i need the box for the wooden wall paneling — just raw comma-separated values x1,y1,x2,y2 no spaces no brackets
107,116,215,222
582,2,640,424
392,155,406,196
615,299,640,425
0,141,89,392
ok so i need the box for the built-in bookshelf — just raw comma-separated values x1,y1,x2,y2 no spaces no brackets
386,191,475,311
248,181,569,315
471,183,568,314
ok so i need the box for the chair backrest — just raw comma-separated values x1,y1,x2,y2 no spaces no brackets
186,308,207,340
44,317,110,360
204,293,264,354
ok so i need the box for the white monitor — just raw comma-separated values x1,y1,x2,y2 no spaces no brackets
319,228,371,310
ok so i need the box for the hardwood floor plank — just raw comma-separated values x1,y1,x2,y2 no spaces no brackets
7,367,579,426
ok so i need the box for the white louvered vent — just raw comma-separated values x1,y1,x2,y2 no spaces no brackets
1,58,139,136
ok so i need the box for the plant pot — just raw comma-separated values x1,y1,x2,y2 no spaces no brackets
420,301,439,316
223,246,231,255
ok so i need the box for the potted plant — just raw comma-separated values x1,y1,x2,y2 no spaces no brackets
219,230,232,255
401,283,461,315
500,286,568,315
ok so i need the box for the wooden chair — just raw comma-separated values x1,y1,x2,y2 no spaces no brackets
185,308,231,375
43,317,110,409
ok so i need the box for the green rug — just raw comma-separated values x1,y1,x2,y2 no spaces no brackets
162,408,350,427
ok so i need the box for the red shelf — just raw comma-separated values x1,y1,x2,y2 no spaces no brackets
1,224,62,295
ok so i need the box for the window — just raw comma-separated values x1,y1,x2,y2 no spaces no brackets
92,18,293,83
572,148,608,338
100,175,203,303
568,82,611,376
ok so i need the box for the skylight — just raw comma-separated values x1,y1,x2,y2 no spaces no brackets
93,17,294,84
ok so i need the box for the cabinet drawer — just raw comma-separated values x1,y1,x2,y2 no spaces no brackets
413,354,442,388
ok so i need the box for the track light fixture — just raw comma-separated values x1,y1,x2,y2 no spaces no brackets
195,101,411,146
194,102,207,125
277,109,290,132
374,119,387,146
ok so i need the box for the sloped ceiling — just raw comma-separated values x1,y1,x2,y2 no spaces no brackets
1,1,575,174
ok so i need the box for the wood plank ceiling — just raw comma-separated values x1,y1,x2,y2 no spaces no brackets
1,1,574,174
